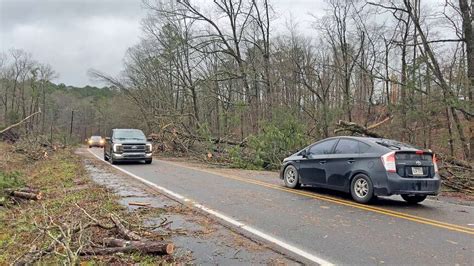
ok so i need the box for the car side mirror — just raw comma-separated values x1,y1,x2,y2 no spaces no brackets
105,137,111,142
299,149,307,158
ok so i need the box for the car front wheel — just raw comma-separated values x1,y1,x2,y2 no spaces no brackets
401,194,427,204
284,165,300,189
145,159,152,164
350,174,374,204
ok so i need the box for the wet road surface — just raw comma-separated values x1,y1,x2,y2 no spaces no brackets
86,148,474,265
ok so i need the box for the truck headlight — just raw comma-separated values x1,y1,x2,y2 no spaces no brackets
146,143,152,153
113,144,123,153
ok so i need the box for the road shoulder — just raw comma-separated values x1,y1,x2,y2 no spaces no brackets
78,148,297,264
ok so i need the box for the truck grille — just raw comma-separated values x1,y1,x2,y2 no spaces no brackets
122,144,146,153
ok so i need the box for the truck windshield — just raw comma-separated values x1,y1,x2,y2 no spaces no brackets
114,130,146,140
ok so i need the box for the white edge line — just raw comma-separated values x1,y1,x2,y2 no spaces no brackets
86,149,334,266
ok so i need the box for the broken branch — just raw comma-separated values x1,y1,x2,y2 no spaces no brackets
0,110,41,134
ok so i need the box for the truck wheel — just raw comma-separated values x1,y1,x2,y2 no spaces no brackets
350,174,374,204
145,159,152,164
401,194,427,204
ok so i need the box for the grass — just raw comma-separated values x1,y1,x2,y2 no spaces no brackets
0,144,171,264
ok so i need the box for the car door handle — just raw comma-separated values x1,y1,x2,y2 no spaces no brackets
347,159,355,164
319,160,327,165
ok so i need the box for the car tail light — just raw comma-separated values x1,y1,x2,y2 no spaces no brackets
381,151,396,173
433,154,438,173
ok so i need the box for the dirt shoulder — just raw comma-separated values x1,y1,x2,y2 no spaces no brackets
0,144,295,264
1,143,177,264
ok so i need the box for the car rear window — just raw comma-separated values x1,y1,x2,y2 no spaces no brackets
395,152,432,161
91,136,101,141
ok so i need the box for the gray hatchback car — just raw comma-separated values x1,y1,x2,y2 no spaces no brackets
280,136,440,204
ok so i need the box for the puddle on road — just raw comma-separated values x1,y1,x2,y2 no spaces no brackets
83,157,296,265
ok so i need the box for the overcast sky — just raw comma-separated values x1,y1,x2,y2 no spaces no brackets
0,0,322,87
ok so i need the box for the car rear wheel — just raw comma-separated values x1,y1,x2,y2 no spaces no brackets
284,165,300,189
350,174,374,204
103,152,108,161
401,194,427,204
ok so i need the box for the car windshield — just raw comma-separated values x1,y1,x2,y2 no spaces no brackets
90,136,101,141
114,130,146,140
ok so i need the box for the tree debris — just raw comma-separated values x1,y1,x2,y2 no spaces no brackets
334,117,391,138
80,240,174,256
110,214,144,241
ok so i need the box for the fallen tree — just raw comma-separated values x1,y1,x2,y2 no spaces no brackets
333,116,392,138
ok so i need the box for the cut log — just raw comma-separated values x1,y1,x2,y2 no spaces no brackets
11,191,42,200
80,241,174,256
110,215,143,241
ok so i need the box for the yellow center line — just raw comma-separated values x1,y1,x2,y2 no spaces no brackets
162,160,474,235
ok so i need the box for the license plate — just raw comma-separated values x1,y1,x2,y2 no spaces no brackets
412,167,424,176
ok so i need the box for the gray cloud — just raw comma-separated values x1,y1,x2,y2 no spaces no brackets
0,0,321,87
1,0,145,86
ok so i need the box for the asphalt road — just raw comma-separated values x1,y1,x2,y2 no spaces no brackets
87,148,473,265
